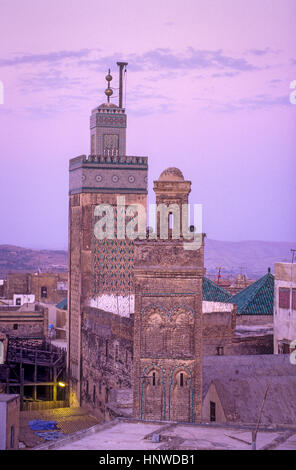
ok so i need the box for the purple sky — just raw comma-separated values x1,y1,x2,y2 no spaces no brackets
0,0,295,249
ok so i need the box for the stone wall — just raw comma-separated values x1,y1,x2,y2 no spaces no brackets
80,307,133,420
68,189,147,407
0,394,20,450
236,314,273,326
29,273,68,304
5,395,20,449
0,307,48,338
202,382,227,423
232,334,273,355
133,236,204,423
5,272,68,304
202,301,236,356
6,273,30,298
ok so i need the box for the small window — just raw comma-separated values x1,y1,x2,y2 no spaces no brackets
41,286,48,298
210,401,216,422
152,372,156,386
180,373,184,387
105,340,109,359
279,288,290,309
10,425,15,449
93,385,96,404
13,324,18,330
91,134,95,154
106,388,109,403
16,298,21,306
292,289,296,310
217,346,224,356
283,343,290,354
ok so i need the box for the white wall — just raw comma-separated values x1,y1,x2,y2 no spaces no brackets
13,294,35,306
274,263,296,353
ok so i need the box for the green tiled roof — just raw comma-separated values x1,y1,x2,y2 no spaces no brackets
56,297,67,310
202,277,233,303
231,272,274,315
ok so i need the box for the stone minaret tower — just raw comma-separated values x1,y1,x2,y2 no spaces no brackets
68,64,148,407
133,168,204,422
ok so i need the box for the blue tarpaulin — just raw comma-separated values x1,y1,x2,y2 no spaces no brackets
35,431,65,440
29,420,58,431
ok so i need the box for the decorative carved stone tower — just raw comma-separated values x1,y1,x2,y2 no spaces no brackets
133,168,205,422
68,65,148,407
154,167,191,238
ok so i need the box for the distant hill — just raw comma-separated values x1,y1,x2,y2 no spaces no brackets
204,239,295,278
0,239,294,279
0,245,68,277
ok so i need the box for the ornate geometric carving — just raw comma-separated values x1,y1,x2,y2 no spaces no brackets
93,238,134,296
140,303,195,358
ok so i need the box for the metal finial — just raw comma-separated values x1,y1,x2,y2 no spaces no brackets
104,68,113,103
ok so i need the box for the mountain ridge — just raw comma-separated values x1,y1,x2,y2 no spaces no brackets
0,239,294,279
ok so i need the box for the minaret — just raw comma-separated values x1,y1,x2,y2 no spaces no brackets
68,63,148,407
133,168,204,423
90,66,127,156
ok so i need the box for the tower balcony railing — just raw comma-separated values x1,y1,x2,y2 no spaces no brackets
82,154,148,165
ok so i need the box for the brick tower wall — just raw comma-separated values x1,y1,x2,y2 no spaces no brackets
133,238,204,423
68,155,147,407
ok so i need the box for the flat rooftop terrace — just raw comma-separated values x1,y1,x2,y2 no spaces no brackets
34,419,296,451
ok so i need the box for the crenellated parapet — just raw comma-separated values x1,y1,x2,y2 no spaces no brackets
69,154,148,195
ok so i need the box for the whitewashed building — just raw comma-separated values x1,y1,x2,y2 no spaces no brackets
273,262,296,354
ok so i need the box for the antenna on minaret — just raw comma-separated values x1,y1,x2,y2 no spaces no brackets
117,61,128,108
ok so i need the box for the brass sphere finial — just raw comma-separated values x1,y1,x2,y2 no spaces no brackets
105,69,113,82
104,68,113,102
105,87,113,97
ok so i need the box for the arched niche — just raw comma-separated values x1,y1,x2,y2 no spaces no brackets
169,366,193,422
140,364,166,420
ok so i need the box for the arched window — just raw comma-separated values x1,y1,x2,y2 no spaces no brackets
125,350,128,366
141,366,165,420
10,425,15,449
169,368,193,422
115,344,119,361
152,371,156,386
180,372,184,387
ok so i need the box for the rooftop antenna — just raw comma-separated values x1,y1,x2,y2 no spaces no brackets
290,249,296,304
117,61,128,108
238,265,247,276
216,266,223,285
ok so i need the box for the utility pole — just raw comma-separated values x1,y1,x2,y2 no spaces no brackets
290,249,296,322
238,265,247,276
252,383,270,450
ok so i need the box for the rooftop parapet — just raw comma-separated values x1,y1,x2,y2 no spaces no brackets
91,105,126,114
69,154,148,169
